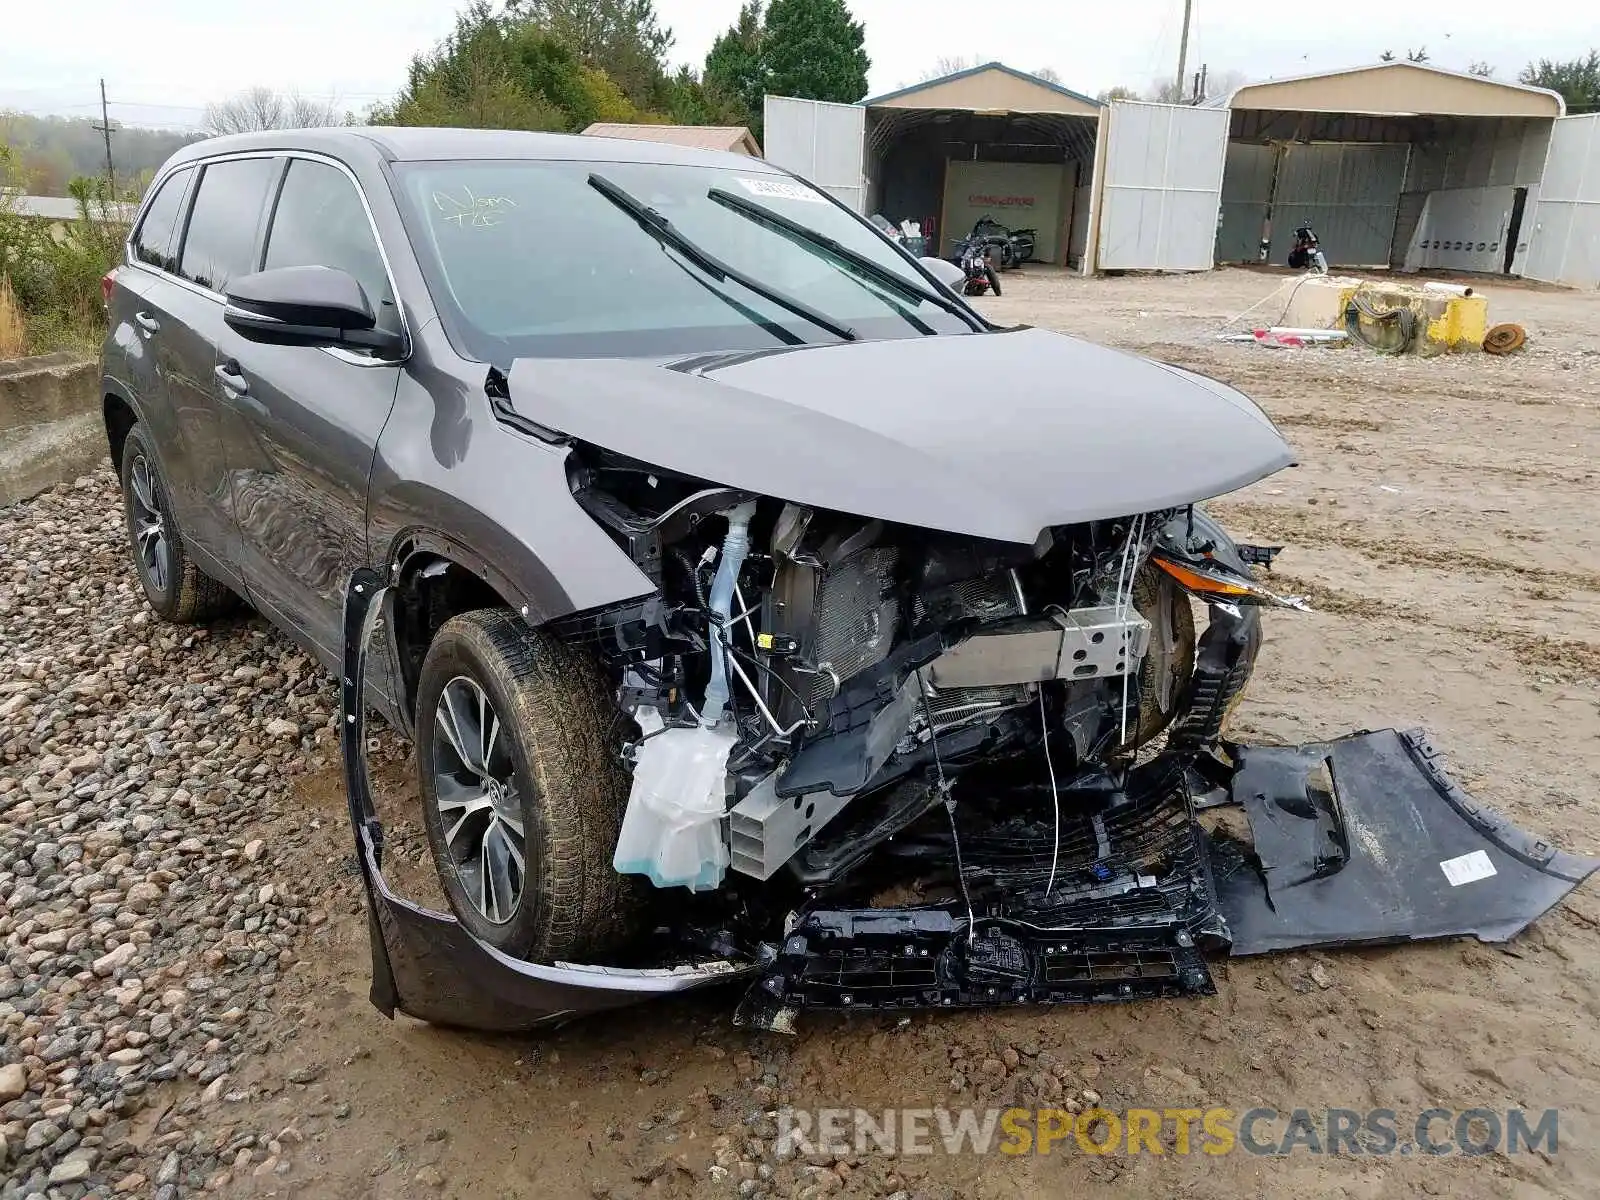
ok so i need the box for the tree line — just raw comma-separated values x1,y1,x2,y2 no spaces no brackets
367,0,867,144
0,113,198,198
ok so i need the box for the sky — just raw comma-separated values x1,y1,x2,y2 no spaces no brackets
0,0,1580,130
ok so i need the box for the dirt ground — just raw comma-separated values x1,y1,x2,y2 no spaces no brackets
201,267,1599,1200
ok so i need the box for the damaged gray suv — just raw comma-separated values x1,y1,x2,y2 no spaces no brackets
103,128,1595,1030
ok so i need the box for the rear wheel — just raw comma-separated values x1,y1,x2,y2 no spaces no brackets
417,609,638,960
118,424,236,623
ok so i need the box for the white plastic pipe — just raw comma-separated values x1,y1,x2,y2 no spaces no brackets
701,500,759,728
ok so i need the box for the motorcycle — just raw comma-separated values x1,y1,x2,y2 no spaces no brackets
973,215,1037,270
951,228,1002,296
1286,224,1329,274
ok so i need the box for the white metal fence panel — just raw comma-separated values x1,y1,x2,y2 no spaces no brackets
1523,114,1600,288
761,95,867,213
1096,101,1229,271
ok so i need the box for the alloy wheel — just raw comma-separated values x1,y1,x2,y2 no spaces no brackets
430,676,526,924
129,455,173,596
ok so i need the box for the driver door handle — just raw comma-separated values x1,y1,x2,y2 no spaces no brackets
134,311,160,334
214,362,249,396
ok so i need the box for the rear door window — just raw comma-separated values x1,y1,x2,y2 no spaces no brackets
263,158,400,335
178,157,278,293
131,167,193,274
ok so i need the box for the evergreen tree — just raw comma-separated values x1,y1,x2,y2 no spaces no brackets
506,0,674,108
704,1,768,135
761,0,869,105
1520,50,1600,114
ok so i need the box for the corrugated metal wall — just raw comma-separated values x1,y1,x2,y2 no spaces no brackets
1394,116,1552,269
1216,142,1276,263
1522,114,1600,289
1273,143,1411,266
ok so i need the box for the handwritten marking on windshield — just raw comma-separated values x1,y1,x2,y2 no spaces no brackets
432,187,518,227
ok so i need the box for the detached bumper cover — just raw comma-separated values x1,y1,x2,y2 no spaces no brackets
337,573,1596,1031
1212,727,1600,955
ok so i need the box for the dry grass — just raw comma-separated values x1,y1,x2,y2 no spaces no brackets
0,276,25,359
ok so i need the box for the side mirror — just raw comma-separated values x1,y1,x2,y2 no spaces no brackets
224,266,403,356
919,256,967,292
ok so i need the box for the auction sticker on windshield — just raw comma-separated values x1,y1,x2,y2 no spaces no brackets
737,177,826,203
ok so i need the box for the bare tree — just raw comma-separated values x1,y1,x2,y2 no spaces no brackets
1204,68,1249,101
921,56,977,82
1468,60,1495,77
1034,66,1063,84
203,87,349,136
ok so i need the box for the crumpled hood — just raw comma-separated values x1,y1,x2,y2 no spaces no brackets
506,326,1295,543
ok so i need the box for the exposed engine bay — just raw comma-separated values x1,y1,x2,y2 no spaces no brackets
558,443,1256,904
332,446,1598,1033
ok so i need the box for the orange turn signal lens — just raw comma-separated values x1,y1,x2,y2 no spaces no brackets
1151,556,1254,597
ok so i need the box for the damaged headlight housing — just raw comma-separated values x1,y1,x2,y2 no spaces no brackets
1151,551,1311,611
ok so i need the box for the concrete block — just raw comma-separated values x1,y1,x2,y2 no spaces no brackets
0,353,108,507
0,351,96,424
1279,275,1488,356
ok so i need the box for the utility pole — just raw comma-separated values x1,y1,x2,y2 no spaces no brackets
93,79,117,197
1193,63,1209,105
1175,0,1193,102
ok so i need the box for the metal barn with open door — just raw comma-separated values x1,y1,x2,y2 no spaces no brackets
1212,64,1564,274
764,64,1104,269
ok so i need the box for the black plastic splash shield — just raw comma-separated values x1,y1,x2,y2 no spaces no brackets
1214,728,1600,955
338,568,752,1032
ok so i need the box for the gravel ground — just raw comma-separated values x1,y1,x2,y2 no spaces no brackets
2,266,1598,1200
0,477,341,1197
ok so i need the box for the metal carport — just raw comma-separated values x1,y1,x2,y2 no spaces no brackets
1211,63,1565,274
764,64,1104,268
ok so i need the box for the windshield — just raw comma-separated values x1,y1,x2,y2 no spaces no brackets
392,159,974,360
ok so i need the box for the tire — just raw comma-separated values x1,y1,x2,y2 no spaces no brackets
416,609,638,961
119,424,236,624
1124,564,1197,751
985,265,1002,296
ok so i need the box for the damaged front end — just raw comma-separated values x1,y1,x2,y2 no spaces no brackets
337,462,1597,1033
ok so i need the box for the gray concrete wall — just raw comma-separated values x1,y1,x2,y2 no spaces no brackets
0,353,107,508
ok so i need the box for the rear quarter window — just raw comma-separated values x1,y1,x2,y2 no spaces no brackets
131,167,193,274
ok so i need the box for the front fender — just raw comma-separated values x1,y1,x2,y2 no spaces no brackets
368,367,657,628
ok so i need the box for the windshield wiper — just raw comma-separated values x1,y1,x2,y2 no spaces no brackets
708,187,987,332
588,173,856,343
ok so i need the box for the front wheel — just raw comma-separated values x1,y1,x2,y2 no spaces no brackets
416,609,638,961
986,265,1002,296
